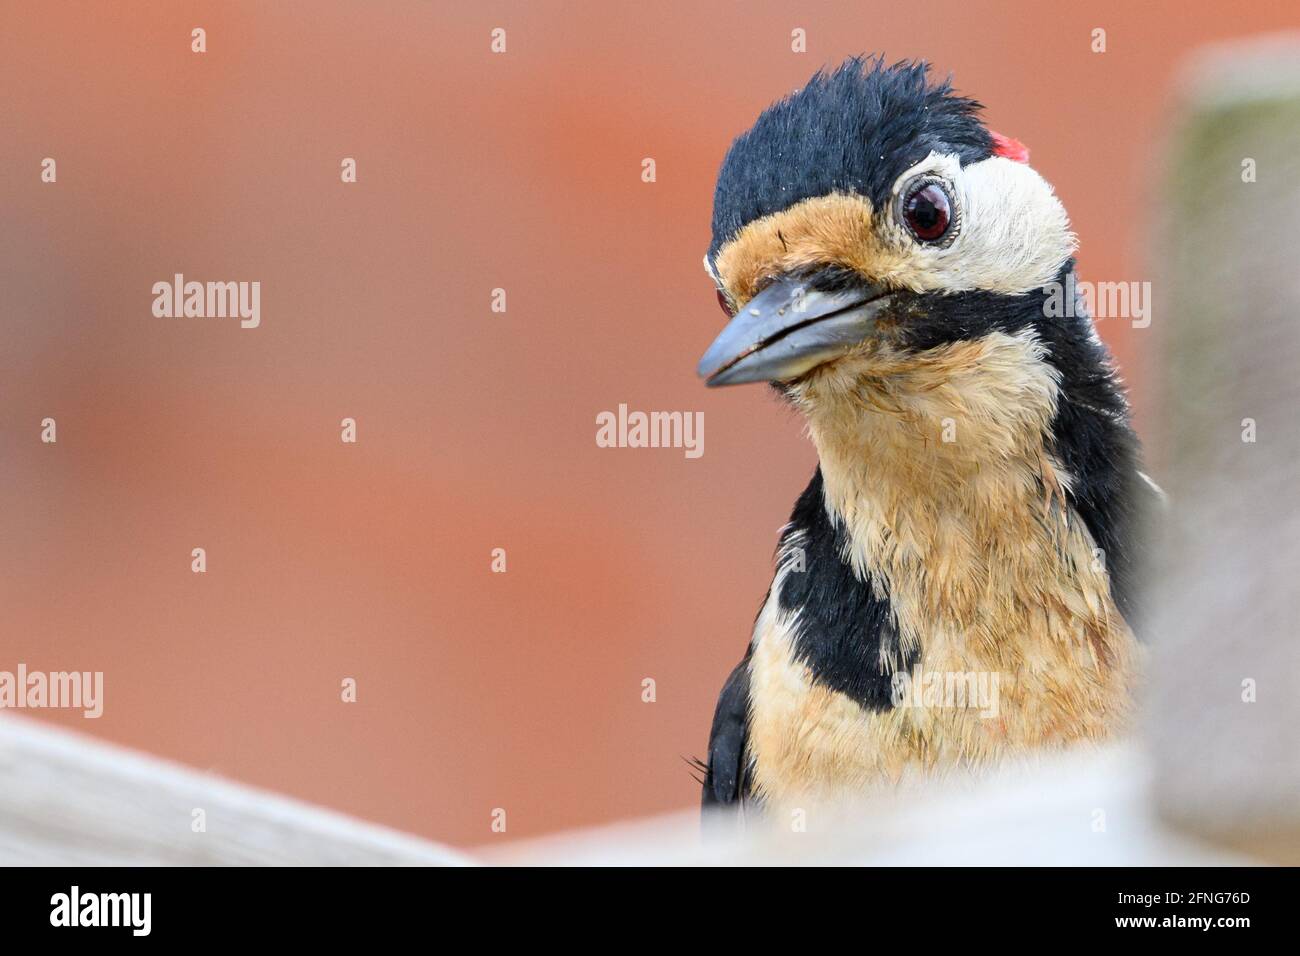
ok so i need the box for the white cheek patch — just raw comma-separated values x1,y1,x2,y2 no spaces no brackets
885,153,1076,295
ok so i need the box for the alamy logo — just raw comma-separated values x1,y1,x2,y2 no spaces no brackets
1042,273,1151,328
50,886,151,936
595,403,704,459
152,273,261,328
0,664,102,718
890,667,1001,719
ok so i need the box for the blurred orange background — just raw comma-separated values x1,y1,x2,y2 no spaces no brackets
3,1,1296,848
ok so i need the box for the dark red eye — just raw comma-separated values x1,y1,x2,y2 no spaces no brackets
716,288,735,317
903,181,953,243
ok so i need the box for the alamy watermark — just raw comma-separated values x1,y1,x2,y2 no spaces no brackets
152,273,260,328
891,667,1000,719
50,886,150,936
596,403,704,459
1043,273,1151,328
0,664,103,718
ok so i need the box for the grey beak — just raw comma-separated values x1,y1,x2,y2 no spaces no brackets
697,275,891,387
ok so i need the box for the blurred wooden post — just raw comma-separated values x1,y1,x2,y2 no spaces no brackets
1148,37,1300,863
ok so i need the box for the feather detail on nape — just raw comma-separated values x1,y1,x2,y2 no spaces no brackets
990,130,1030,164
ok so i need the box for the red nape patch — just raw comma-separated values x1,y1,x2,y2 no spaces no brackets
990,131,1030,164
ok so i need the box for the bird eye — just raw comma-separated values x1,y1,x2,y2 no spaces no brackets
902,179,954,244
716,288,735,317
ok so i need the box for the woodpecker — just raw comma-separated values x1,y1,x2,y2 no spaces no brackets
696,57,1157,815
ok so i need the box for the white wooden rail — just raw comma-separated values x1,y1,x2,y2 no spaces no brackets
0,716,469,866
0,716,1250,866
488,744,1250,866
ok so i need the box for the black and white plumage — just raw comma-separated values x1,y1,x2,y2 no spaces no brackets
697,57,1157,813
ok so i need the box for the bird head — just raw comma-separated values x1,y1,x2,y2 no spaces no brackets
698,57,1075,404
